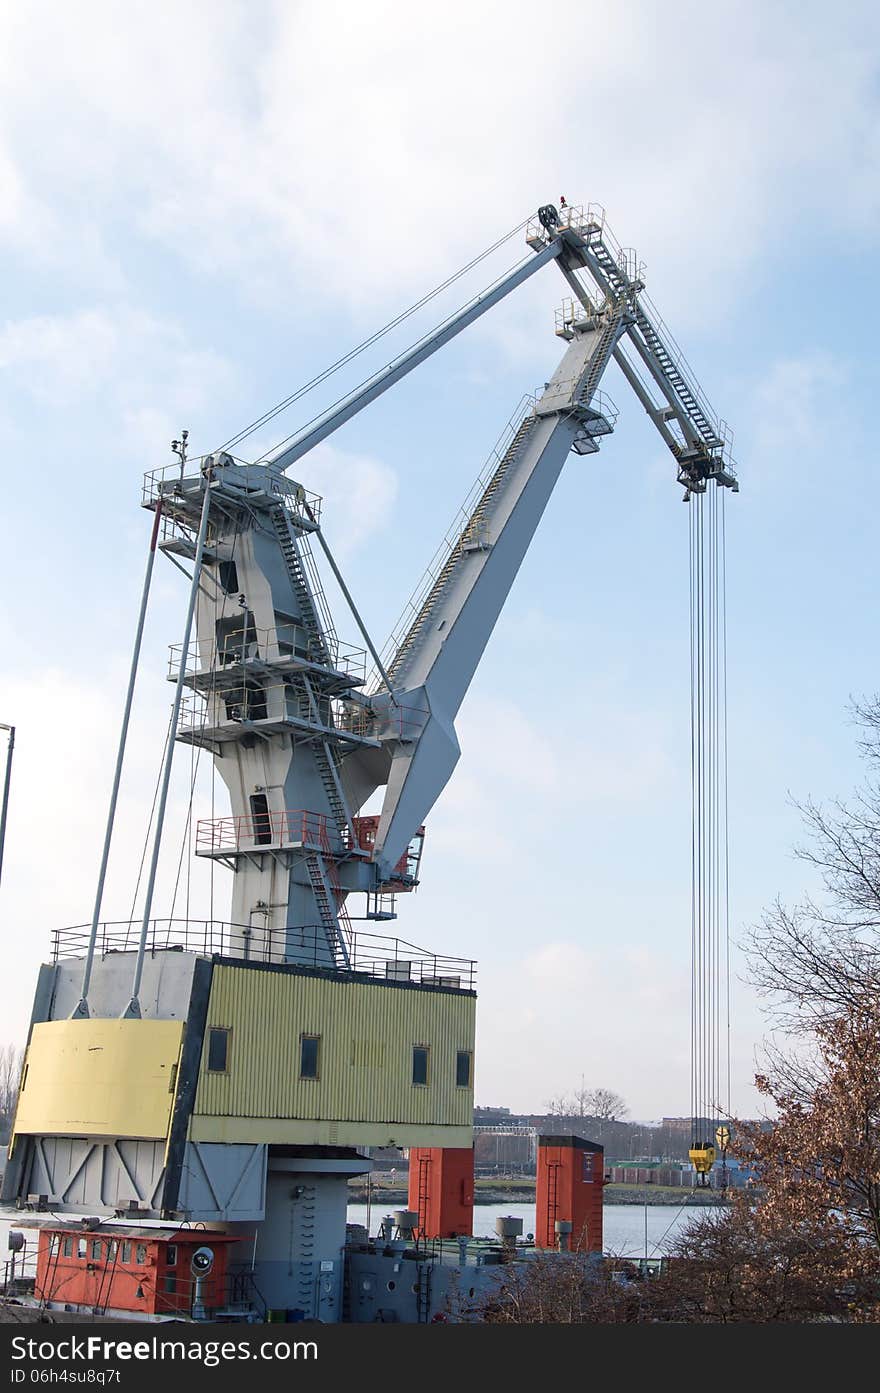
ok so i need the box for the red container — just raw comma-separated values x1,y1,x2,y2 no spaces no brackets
407,1146,474,1238
33,1224,236,1318
535,1135,604,1254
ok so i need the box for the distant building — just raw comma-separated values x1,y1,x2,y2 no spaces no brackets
473,1105,515,1124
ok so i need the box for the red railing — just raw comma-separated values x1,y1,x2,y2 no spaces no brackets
351,816,425,886
196,808,333,855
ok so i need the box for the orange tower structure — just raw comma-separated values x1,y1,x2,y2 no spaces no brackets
535,1135,604,1253
407,1147,474,1238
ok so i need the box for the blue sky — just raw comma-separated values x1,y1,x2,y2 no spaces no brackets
2,1,879,1119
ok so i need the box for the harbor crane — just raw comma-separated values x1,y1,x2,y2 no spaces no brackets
141,200,735,1180
134,202,736,962
5,205,735,1316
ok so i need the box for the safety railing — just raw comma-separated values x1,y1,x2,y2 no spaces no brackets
196,807,336,856
634,288,728,451
370,393,539,688
555,297,604,332
335,700,428,742
177,686,404,742
49,919,476,990
141,461,323,526
532,207,736,474
168,628,366,685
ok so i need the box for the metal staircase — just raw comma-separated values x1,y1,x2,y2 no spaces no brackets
304,850,351,967
388,413,538,681
631,306,722,447
577,307,627,407
315,737,352,843
582,226,723,451
270,507,333,666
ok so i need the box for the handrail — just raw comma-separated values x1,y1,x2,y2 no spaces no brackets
49,918,476,990
369,393,539,690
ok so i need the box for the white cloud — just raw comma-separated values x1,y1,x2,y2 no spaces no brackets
297,442,398,558
2,3,879,319
0,665,218,1045
477,940,691,1115
752,352,848,459
475,938,764,1118
0,306,236,461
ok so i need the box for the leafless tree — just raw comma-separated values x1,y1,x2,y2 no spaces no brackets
583,1087,628,1121
744,699,880,1032
542,1093,574,1117
544,1086,628,1121
0,1042,24,1139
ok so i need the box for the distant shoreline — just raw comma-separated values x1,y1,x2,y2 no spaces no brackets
348,1183,730,1208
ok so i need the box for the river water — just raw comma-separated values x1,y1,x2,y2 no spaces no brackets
346,1201,698,1258
0,1200,699,1285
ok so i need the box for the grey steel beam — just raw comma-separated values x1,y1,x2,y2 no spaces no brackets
0,722,14,890
266,238,564,474
74,502,164,1017
124,476,215,1018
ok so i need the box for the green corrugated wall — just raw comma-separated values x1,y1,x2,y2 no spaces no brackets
193,965,475,1141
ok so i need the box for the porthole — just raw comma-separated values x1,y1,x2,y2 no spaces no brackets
387,1280,396,1291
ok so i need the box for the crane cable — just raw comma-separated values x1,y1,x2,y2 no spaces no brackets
215,216,532,458
688,481,731,1184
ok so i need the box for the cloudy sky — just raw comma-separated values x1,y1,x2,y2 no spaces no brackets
2,1,879,1120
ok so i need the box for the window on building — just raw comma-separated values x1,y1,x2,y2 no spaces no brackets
135,1244,147,1265
300,1034,320,1080
249,792,272,845
62,1237,73,1258
217,560,239,595
164,1274,177,1295
412,1044,429,1087
121,1241,132,1264
207,1027,229,1073
90,1240,102,1261
165,1245,177,1266
456,1050,472,1088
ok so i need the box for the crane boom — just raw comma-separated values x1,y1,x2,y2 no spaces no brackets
340,203,737,880
348,298,629,876
264,236,565,474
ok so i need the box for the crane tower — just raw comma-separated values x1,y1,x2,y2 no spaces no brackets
4,203,735,1320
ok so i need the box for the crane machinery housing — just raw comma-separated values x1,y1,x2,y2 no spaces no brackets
4,202,735,1323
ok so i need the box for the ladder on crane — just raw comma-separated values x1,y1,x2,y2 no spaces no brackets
303,849,351,969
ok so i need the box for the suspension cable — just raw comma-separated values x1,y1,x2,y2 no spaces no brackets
688,481,731,1184
253,246,538,467
215,217,531,457
167,520,243,926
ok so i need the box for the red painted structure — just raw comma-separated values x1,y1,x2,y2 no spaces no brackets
352,816,425,888
535,1135,604,1253
408,1146,474,1238
32,1224,237,1318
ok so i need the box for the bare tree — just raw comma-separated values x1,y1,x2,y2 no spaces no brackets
0,1042,24,1140
544,1086,628,1122
543,1093,574,1117
580,1087,628,1121
745,700,880,1031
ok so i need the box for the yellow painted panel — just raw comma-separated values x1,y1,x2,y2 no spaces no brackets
14,1019,183,1141
190,1116,472,1149
194,966,475,1142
